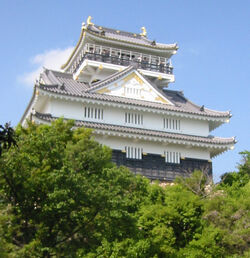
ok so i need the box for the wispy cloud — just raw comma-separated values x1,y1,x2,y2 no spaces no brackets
19,47,74,87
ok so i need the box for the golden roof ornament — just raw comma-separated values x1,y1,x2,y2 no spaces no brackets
140,26,147,37
87,16,94,26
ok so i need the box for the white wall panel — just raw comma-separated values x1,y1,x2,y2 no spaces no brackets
50,98,83,120
95,136,210,160
49,98,210,137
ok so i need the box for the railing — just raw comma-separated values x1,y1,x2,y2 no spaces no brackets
74,53,173,75
71,43,173,75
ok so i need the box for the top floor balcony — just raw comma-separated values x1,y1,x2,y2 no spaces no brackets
70,43,173,76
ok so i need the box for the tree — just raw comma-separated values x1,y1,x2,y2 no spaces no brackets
93,183,205,258
0,123,16,156
0,119,249,257
0,120,148,257
136,184,204,257
220,151,250,190
175,170,211,198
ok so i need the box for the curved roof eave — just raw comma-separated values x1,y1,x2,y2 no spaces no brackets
32,111,236,146
37,85,231,120
186,98,231,117
61,28,85,70
19,85,37,125
86,30,178,50
61,26,178,72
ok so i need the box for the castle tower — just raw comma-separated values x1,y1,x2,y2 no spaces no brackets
21,17,235,181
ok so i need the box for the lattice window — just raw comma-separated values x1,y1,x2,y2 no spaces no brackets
163,118,180,131
84,106,103,120
124,86,142,96
125,113,143,125
164,151,181,164
125,146,143,159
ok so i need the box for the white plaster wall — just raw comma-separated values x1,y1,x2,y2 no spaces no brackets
104,107,209,137
48,98,209,137
40,100,51,114
94,135,210,160
35,96,51,114
181,118,209,136
50,98,84,120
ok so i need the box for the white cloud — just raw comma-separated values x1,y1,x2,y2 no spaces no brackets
19,47,74,87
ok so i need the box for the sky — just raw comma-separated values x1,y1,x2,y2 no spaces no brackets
0,0,249,182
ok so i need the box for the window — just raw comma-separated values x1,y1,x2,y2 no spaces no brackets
84,106,103,120
164,151,181,164
125,113,143,125
163,118,180,131
124,86,142,96
125,146,143,159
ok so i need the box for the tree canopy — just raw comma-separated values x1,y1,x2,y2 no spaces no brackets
0,120,249,257
0,123,16,156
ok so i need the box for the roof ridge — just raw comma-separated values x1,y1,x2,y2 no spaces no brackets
88,66,135,92
47,70,64,86
42,69,86,85
93,24,141,37
89,24,177,48
48,69,72,78
86,29,177,50
163,88,186,97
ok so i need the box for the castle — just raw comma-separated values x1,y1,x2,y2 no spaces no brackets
21,17,235,181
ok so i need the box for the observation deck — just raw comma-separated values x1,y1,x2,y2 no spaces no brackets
71,43,175,86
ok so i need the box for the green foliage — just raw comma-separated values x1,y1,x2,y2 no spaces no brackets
220,151,250,192
0,120,148,257
178,225,226,258
0,123,16,156
175,170,211,197
136,184,204,257
0,120,249,257
203,181,250,256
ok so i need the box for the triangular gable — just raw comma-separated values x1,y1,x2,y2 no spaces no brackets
90,69,174,105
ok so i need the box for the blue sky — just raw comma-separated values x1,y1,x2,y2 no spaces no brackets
0,0,249,181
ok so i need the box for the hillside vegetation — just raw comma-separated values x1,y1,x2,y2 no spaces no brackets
0,120,249,257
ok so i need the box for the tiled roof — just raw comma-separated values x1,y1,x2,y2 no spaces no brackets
88,66,135,92
33,112,235,146
38,69,230,119
40,69,89,95
87,24,178,50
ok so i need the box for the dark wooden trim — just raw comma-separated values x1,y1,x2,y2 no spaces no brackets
111,149,212,181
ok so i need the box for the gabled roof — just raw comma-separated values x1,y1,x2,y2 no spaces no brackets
37,68,231,119
87,24,178,50
33,112,236,147
87,65,173,105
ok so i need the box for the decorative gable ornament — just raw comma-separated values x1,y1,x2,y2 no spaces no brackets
91,69,174,105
